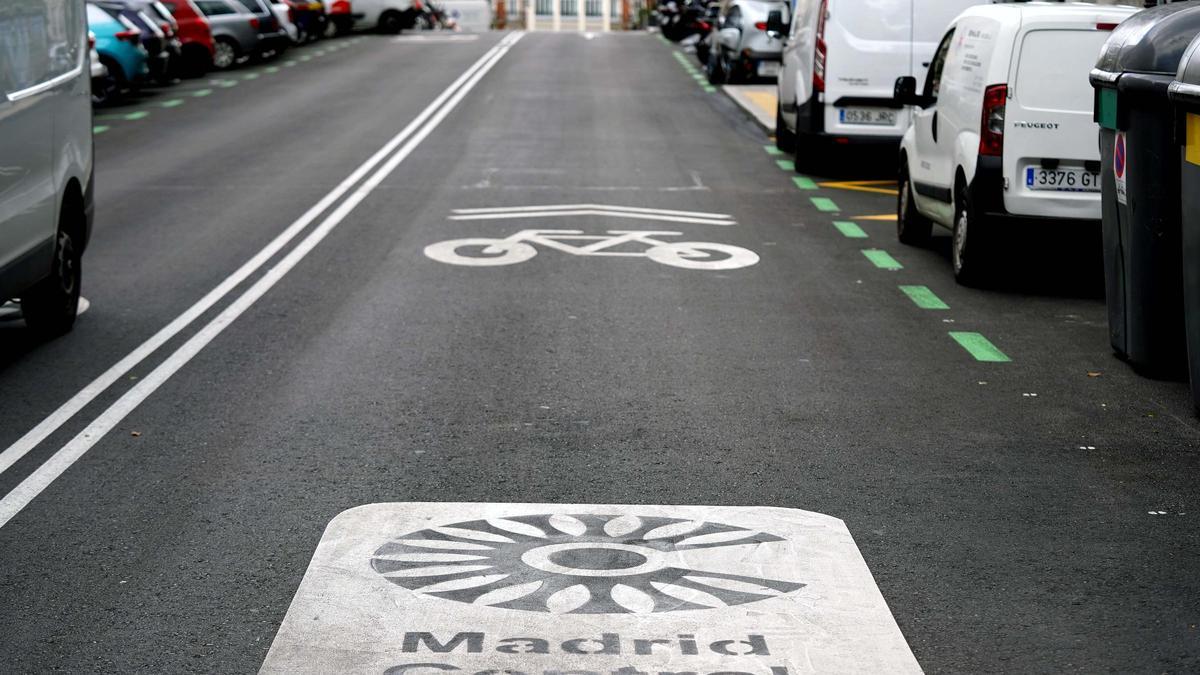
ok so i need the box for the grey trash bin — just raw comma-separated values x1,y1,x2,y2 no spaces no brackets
1169,33,1200,409
1089,3,1200,377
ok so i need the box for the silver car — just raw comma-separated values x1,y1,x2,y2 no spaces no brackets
193,0,262,69
704,0,788,84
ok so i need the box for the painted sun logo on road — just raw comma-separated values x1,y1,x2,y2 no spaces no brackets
370,513,804,614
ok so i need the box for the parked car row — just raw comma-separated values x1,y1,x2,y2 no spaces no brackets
699,0,1200,410
86,0,436,105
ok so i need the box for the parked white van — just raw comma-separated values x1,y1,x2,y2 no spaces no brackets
774,0,987,162
894,1,1137,284
1,0,94,336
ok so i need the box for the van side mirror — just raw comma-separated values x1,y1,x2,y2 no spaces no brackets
765,10,788,39
894,76,934,108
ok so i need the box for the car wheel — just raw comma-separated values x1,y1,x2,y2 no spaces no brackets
212,38,238,70
775,103,796,154
22,226,81,338
952,181,989,286
897,163,933,246
379,10,404,34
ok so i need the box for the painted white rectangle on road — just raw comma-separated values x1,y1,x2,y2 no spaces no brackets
262,503,921,674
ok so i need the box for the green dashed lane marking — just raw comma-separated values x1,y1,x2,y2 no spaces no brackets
299,55,312,61
191,88,212,97
283,60,297,66
899,285,950,309
93,125,109,134
862,249,903,270
158,99,184,108
265,66,279,73
811,197,839,212
214,79,238,87
949,332,1011,362
242,72,260,80
702,85,716,93
775,159,795,171
764,145,783,156
793,176,818,190
832,221,867,238
100,110,148,121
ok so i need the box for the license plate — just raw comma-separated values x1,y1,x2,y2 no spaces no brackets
1025,166,1100,192
839,108,896,126
757,61,780,77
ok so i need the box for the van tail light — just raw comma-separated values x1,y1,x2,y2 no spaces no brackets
813,0,828,93
88,32,96,49
249,16,260,29
115,29,141,43
1097,22,1118,31
754,21,767,31
331,0,351,13
980,84,1007,157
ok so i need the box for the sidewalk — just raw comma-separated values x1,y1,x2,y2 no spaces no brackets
722,84,776,132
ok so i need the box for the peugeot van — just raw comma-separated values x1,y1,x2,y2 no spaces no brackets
893,2,1137,285
349,0,419,34
1,0,94,336
774,0,987,162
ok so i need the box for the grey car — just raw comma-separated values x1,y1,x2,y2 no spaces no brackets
193,0,262,69
705,0,787,84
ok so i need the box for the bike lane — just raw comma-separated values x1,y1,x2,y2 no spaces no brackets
1,30,1198,673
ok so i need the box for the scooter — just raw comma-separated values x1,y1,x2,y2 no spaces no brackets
657,0,709,43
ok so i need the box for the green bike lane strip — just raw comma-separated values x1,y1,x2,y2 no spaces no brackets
862,249,903,270
832,221,867,238
949,332,1012,363
899,285,949,310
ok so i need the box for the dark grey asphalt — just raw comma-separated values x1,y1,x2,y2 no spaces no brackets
0,29,1198,674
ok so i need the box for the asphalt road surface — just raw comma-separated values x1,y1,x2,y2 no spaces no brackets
1,30,1198,673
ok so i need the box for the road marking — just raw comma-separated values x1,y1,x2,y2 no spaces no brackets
862,249,902,270
818,180,898,196
0,32,527,528
262,503,922,673
832,221,867,238
92,125,109,134
775,159,794,171
811,197,839,212
899,285,949,310
449,204,734,227
190,88,212,97
158,99,184,108
792,176,818,190
702,85,716,93
392,34,481,43
763,145,783,156
853,214,897,221
949,332,1011,362
243,72,260,80
426,230,759,271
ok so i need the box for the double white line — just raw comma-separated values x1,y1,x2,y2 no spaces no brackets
0,32,525,529
449,203,736,226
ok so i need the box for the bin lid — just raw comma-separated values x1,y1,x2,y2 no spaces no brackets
1171,33,1200,106
1092,2,1200,84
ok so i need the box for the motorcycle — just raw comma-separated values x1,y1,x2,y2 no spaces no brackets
657,0,710,43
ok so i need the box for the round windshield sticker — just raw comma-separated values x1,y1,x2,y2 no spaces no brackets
371,513,805,614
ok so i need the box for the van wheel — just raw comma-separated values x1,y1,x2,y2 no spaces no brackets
952,183,989,286
775,104,796,153
379,10,404,34
212,38,239,70
897,164,932,245
22,228,81,338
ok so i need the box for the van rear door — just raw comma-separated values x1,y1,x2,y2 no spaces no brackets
820,0,912,139
1003,13,1132,219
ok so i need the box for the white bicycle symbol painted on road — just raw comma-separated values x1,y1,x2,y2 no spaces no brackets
424,229,760,270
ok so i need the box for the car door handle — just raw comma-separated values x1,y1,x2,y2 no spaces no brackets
932,111,938,143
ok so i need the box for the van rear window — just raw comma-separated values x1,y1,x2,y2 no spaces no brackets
1015,30,1109,113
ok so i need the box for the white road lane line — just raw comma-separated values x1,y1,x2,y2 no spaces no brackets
0,33,522,482
0,33,525,530
447,210,735,226
450,203,734,219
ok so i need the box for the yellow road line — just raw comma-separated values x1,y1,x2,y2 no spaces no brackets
818,180,899,196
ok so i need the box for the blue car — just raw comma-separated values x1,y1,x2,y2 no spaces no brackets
86,2,150,101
